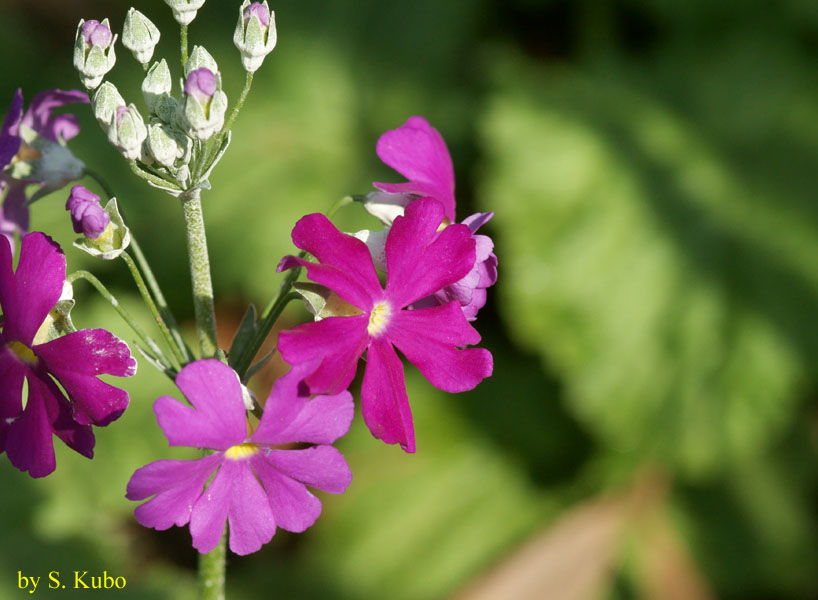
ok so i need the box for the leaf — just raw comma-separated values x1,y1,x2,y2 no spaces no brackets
227,302,258,369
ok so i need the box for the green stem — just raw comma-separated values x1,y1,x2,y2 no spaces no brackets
198,529,226,600
121,252,185,371
84,167,115,200
181,24,189,67
222,71,254,137
129,160,181,190
66,270,171,371
181,189,218,358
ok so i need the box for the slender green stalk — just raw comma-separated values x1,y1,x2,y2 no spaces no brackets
129,160,181,190
128,238,192,363
84,167,115,200
181,189,218,358
181,24,189,67
221,72,254,136
66,270,169,370
198,526,226,600
121,252,185,371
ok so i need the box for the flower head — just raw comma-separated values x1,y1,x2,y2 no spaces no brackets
65,185,110,239
278,198,493,453
1,89,89,250
0,232,136,477
365,116,498,321
127,359,353,555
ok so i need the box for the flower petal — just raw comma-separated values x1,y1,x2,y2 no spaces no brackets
374,116,456,221
0,184,31,250
225,460,277,556
263,446,352,494
0,89,23,168
389,302,493,392
287,212,382,303
385,198,475,308
190,461,233,554
0,347,25,451
4,373,56,478
154,359,247,450
253,360,354,446
21,89,89,143
130,455,222,531
278,255,376,312
251,454,322,533
361,337,415,453
278,315,369,395
44,374,95,460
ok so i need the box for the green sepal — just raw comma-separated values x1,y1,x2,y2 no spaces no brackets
228,303,257,369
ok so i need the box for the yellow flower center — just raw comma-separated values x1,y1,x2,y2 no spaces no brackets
224,442,259,460
7,341,38,367
367,301,392,336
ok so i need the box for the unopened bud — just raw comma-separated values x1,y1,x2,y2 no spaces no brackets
233,1,277,73
123,8,160,64
108,104,148,160
66,185,110,239
73,18,117,89
179,68,227,140
164,0,206,26
92,81,126,131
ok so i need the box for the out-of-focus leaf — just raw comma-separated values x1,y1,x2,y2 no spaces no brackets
478,55,812,476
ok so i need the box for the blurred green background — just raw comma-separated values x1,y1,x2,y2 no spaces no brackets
3,0,818,598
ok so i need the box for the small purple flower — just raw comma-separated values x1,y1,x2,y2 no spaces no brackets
372,116,498,321
0,232,136,478
278,198,493,453
244,2,271,27
81,20,114,50
1,88,89,250
184,68,217,105
127,359,353,556
66,185,110,239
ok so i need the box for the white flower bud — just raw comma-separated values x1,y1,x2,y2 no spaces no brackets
92,81,126,132
146,121,188,168
73,18,118,89
108,104,148,160
142,59,173,114
164,0,206,26
123,8,160,64
184,45,219,78
179,68,227,140
233,1,277,73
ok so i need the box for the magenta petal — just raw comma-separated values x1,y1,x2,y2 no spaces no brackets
389,303,493,392
253,360,354,445
0,349,25,448
461,212,494,234
2,233,65,344
278,255,376,311
278,315,370,395
155,360,247,450
130,455,222,531
21,89,89,143
0,184,31,250
361,337,415,453
385,199,476,308
0,89,23,167
375,116,456,221
190,460,233,554
43,375,95,460
289,213,382,301
5,374,56,478
251,454,322,533
263,447,352,494
225,461,277,556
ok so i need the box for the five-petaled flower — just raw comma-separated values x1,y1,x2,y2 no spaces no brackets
126,359,354,556
0,232,136,478
365,116,498,321
277,197,493,453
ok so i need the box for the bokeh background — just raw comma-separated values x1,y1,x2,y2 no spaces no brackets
3,0,818,598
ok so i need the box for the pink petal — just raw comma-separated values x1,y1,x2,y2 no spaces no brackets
361,337,415,453
0,184,31,248
288,213,382,302
2,233,65,344
374,116,456,221
250,454,322,533
130,455,222,531
263,446,352,494
385,199,476,308
4,374,56,477
388,303,493,392
225,461,277,555
155,360,247,450
0,89,23,166
190,461,233,554
21,89,89,143
252,360,354,446
43,374,96,460
0,349,25,450
278,315,370,395
278,255,376,312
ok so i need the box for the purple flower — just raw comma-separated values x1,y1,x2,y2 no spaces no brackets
184,68,217,105
127,359,353,556
277,198,493,453
1,88,89,250
244,2,271,27
0,232,136,478
66,185,110,239
371,116,498,321
81,20,114,50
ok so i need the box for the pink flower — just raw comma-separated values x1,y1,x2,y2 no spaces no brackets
0,232,136,477
127,359,353,556
369,116,497,321
277,198,493,453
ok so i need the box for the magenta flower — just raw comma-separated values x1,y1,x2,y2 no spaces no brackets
0,232,136,478
126,359,353,556
66,185,110,239
371,116,498,321
277,198,493,453
1,88,89,249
